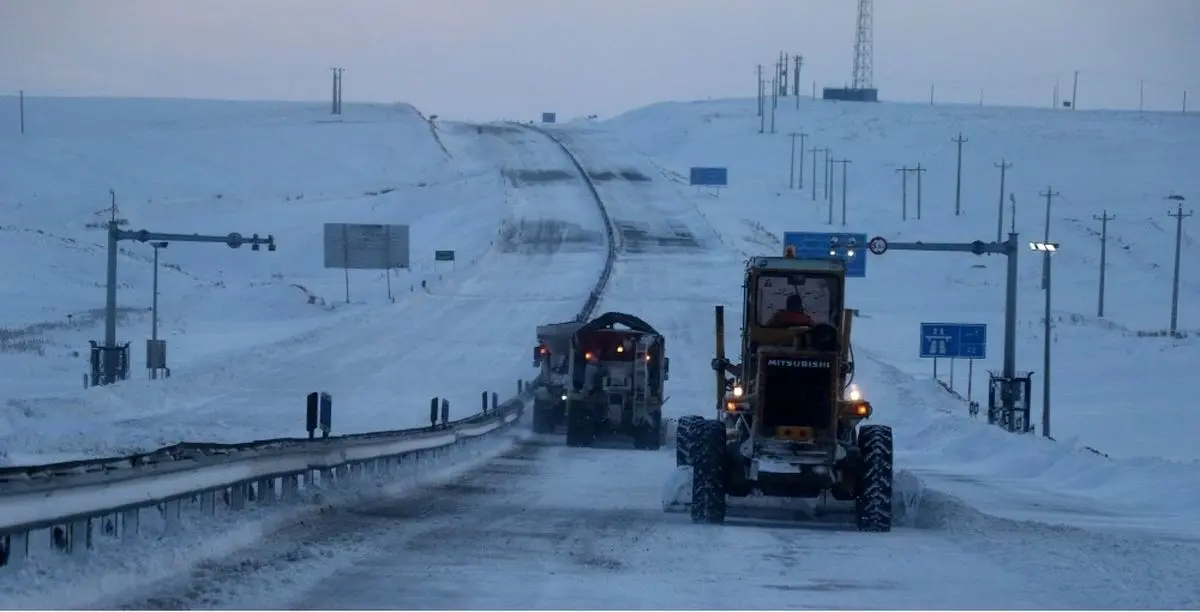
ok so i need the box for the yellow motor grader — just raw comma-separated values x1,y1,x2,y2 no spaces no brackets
676,251,894,532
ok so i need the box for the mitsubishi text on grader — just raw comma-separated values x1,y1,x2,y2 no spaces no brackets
675,247,894,532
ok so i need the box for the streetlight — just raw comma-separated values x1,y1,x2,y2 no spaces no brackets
150,241,168,379
1030,241,1059,437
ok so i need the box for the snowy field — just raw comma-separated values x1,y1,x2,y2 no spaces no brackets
0,96,604,464
2,93,1199,609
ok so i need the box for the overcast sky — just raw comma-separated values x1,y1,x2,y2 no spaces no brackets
2,0,1197,120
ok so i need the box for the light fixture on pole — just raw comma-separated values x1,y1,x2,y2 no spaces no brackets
1029,240,1059,437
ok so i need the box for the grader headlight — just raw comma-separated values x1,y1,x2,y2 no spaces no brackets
848,384,862,401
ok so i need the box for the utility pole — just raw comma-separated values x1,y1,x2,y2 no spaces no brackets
1139,79,1145,112
1071,70,1080,110
1167,195,1193,335
825,151,834,215
336,68,344,114
1039,187,1060,290
994,160,1012,242
778,53,788,97
1009,193,1017,234
770,77,778,133
19,89,25,135
833,159,852,226
929,83,935,105
914,163,927,220
1093,210,1115,318
809,147,824,201
757,64,764,118
330,68,339,114
788,132,798,189
797,132,809,189
951,132,968,216
896,166,911,221
758,66,766,133
823,149,832,201
793,55,803,106
1029,241,1060,438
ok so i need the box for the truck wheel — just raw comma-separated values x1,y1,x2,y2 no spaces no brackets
531,399,554,433
634,412,663,451
565,401,594,448
676,415,704,466
855,424,894,533
690,419,727,524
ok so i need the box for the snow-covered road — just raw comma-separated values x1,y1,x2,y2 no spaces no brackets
91,121,1200,611
102,425,1198,610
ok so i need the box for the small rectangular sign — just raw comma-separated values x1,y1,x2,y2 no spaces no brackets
434,250,455,262
689,167,728,186
323,223,410,270
919,323,988,359
781,231,868,278
541,112,557,124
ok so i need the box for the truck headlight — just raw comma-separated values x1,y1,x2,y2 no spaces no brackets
732,385,744,398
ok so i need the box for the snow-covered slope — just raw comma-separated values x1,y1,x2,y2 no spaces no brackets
0,97,604,464
601,96,1200,462
545,97,1200,542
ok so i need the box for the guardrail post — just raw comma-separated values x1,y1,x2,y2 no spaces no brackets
491,392,499,412
257,478,276,503
229,483,247,510
518,379,523,394
441,399,450,427
430,397,439,429
200,491,217,515
163,499,182,533
121,509,139,541
481,391,488,414
283,475,300,500
4,532,27,567
67,519,91,555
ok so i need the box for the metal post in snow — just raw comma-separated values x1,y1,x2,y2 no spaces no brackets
1040,187,1060,290
914,163,926,220
809,147,822,201
995,160,1012,242
1093,210,1115,317
1167,196,1193,335
788,132,797,189
896,166,910,221
833,159,851,226
952,132,968,216
342,224,351,303
797,132,808,189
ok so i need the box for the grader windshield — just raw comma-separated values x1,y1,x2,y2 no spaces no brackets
755,272,841,328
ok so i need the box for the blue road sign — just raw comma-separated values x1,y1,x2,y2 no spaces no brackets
919,323,988,359
689,167,728,186
781,231,868,278
541,112,556,124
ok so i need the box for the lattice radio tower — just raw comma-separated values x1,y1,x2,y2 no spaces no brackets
851,0,874,90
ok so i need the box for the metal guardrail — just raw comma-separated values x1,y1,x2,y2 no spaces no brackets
0,121,620,570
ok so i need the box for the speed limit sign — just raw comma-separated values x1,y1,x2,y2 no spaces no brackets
868,236,888,255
